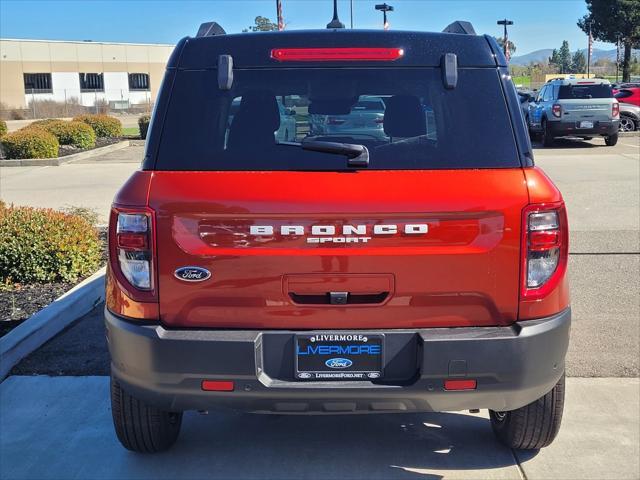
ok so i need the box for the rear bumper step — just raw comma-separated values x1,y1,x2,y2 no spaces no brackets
106,308,570,414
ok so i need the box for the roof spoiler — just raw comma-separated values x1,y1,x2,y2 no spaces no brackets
196,22,226,37
442,21,476,35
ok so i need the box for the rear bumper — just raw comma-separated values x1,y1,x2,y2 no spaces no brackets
106,308,570,414
547,119,618,136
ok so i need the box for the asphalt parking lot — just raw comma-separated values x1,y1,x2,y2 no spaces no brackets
1,134,639,479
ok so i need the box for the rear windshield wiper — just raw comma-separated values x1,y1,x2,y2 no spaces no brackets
300,139,369,168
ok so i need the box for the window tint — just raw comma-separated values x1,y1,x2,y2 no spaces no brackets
543,86,554,102
155,68,519,171
79,73,104,92
615,90,632,99
23,73,52,93
558,84,612,99
129,73,150,91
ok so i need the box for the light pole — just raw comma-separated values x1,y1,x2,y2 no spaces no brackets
326,0,345,29
375,3,394,30
497,19,513,59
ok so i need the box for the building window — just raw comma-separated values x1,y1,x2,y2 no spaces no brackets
79,73,104,92
128,73,150,91
24,73,52,93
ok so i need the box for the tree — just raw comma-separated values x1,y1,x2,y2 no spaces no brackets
495,37,517,57
549,41,573,73
571,50,587,73
578,0,640,82
243,16,278,32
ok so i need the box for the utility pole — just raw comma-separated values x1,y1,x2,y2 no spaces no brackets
350,0,353,29
587,23,593,77
276,0,284,31
497,19,513,61
375,3,394,30
327,0,345,29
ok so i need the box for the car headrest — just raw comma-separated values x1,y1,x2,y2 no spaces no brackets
383,95,427,138
227,91,280,150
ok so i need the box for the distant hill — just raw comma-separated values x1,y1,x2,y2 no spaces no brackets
510,48,639,66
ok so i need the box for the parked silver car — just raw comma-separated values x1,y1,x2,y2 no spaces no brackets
619,103,639,132
310,95,387,140
528,78,620,146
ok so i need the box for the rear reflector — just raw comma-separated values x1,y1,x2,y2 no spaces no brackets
201,380,235,392
271,47,404,62
444,379,477,391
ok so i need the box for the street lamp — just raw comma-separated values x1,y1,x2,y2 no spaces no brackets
326,0,345,29
497,19,513,59
375,3,394,30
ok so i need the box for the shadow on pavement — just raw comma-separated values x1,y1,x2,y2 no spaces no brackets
0,376,530,479
146,410,530,479
532,137,600,149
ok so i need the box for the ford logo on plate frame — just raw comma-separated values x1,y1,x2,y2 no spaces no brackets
174,266,211,282
325,358,353,369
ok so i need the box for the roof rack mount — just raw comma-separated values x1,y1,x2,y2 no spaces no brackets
196,22,226,37
442,21,476,35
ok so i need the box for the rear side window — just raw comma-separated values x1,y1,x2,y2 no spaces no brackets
558,84,612,100
155,67,519,171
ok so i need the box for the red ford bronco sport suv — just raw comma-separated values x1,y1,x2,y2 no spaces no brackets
106,21,570,453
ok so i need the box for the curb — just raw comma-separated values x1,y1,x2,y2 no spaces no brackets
0,267,106,380
0,141,130,167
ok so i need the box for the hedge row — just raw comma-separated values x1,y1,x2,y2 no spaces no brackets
73,114,122,138
1,129,59,159
0,202,101,285
1,114,122,159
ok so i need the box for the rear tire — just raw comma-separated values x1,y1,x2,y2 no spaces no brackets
541,119,554,147
490,374,565,450
110,375,183,453
605,133,618,146
619,115,636,132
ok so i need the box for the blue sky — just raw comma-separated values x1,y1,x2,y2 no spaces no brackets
0,0,615,55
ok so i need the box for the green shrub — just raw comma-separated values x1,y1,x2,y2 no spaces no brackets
1,129,59,159
138,115,151,140
28,118,61,129
73,114,122,138
0,202,101,285
0,120,7,138
39,120,96,149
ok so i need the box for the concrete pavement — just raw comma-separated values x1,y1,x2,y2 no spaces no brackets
0,146,141,222
1,376,638,480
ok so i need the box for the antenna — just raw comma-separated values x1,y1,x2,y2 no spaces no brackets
327,0,345,29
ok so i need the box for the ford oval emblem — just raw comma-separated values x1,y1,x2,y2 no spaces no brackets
325,358,353,369
174,266,211,282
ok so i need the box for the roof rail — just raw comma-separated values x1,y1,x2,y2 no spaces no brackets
442,21,476,35
196,22,226,37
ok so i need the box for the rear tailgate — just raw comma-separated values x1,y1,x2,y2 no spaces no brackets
560,98,612,122
150,169,528,329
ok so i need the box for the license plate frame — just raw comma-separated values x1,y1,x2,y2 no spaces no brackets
294,333,384,381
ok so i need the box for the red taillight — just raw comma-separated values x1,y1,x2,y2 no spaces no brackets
444,379,477,391
374,118,385,124
109,207,156,297
201,380,235,392
552,104,562,118
612,101,620,118
117,232,148,250
521,203,568,301
271,47,404,62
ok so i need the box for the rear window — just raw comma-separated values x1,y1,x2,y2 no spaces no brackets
558,84,612,100
155,68,519,171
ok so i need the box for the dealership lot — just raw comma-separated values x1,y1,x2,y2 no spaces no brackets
0,135,639,479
